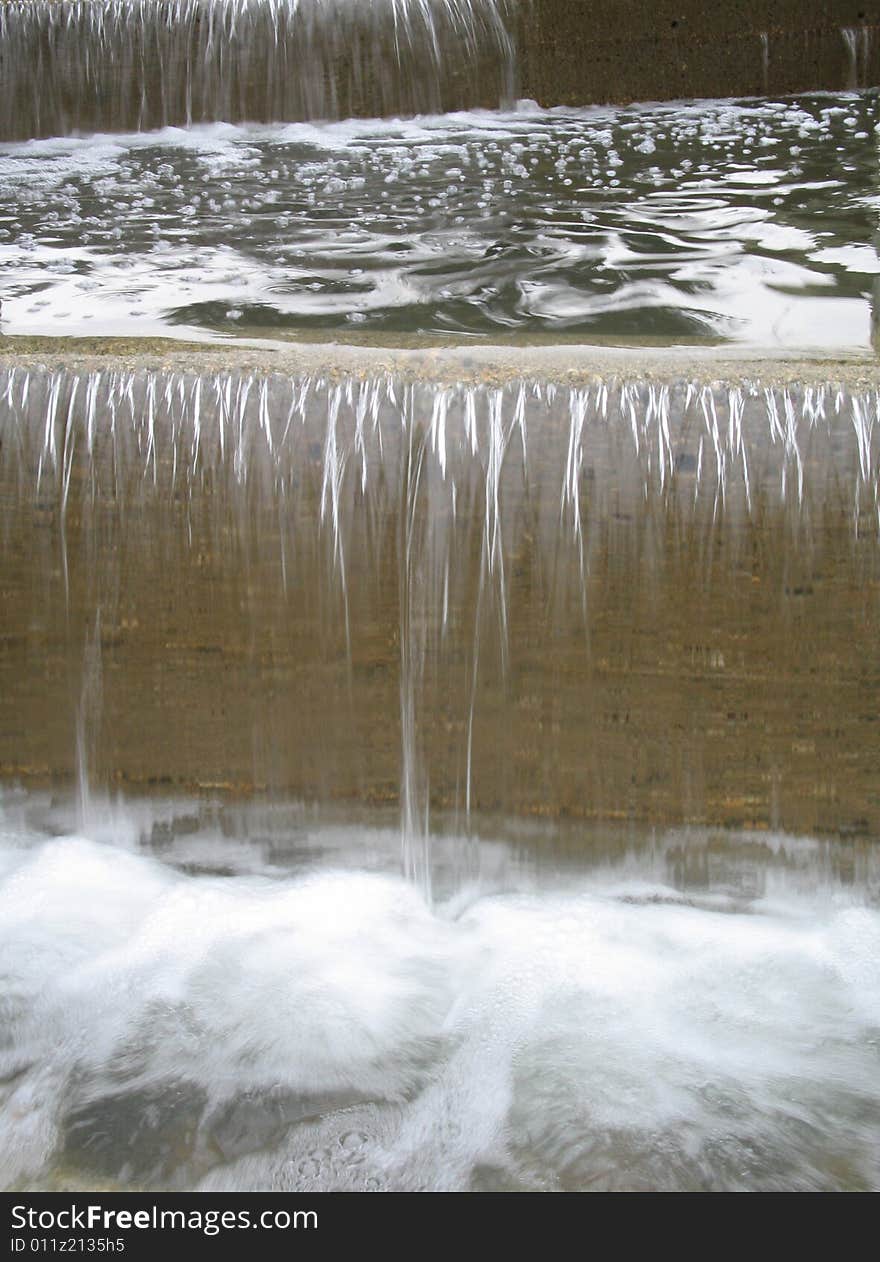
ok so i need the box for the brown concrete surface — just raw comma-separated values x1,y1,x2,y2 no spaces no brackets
520,2,880,104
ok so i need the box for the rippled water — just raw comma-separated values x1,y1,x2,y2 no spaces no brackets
2,93,878,346
1,791,877,1192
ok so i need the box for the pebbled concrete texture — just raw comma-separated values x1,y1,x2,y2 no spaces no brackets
519,1,880,104
1,337,879,390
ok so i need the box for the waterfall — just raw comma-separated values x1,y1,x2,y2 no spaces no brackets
0,0,518,141
2,366,879,854
759,32,769,93
843,25,872,91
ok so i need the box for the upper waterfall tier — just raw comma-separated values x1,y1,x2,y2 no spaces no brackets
0,0,518,141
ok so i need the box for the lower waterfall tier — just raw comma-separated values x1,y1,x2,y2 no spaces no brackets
1,364,879,839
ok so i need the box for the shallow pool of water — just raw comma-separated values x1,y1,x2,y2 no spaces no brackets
1,790,878,1192
1,93,878,348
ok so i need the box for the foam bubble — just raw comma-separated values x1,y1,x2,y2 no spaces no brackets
0,800,878,1191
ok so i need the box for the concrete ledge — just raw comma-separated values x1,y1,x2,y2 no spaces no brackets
2,337,879,389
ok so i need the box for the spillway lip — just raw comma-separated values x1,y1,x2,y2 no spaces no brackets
1,336,879,390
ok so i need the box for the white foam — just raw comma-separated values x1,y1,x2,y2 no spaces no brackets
0,806,877,1191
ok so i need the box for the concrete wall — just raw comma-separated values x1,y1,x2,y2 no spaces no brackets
519,1,880,104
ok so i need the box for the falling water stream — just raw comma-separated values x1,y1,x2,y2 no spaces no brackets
844,25,874,92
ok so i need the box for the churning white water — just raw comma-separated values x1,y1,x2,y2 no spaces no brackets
1,792,878,1192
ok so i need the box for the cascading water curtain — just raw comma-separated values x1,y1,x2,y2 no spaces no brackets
0,0,519,139
1,366,879,850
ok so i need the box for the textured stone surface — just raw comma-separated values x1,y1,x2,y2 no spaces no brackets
519,1,879,103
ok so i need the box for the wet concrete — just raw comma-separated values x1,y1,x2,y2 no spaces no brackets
1,347,878,840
